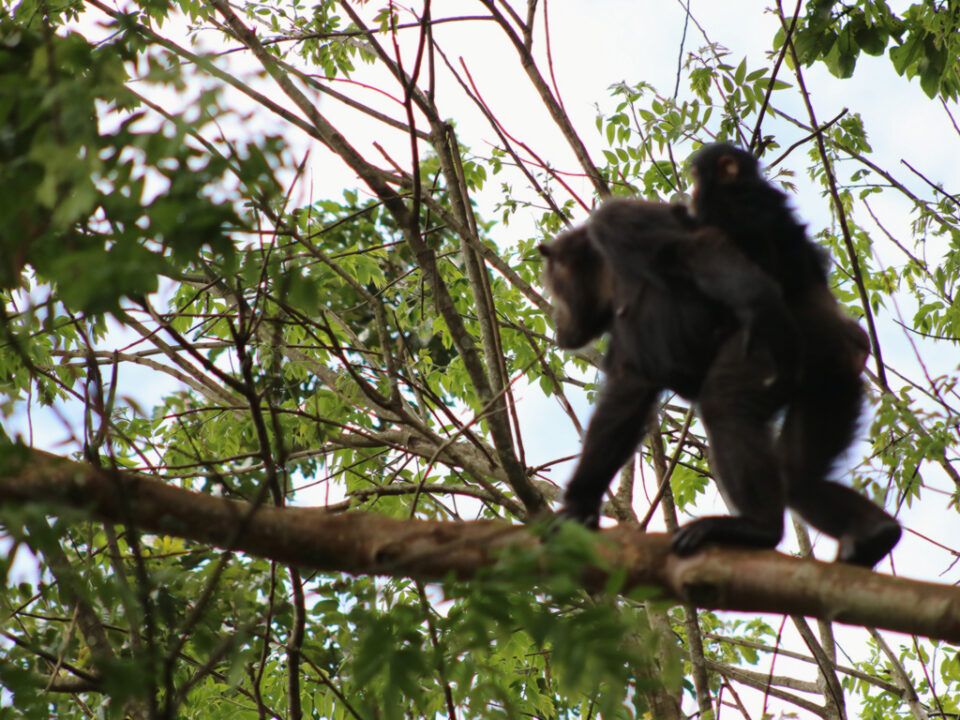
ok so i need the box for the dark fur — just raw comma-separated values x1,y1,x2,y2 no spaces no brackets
687,143,900,567
540,199,798,549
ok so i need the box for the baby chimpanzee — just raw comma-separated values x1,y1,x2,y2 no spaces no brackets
689,143,900,567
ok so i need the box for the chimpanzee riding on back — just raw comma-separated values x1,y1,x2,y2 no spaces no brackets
539,146,900,568
540,199,804,560
688,143,900,567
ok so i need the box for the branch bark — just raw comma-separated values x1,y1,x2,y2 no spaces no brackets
3,447,959,644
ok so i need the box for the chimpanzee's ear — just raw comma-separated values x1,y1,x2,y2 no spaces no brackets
537,243,552,258
717,153,740,182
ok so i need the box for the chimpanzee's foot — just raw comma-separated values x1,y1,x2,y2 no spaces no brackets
672,516,782,556
836,519,901,567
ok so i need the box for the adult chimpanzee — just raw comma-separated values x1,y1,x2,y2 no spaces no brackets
540,199,801,558
685,142,901,567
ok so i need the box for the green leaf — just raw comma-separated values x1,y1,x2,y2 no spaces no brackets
734,58,747,84
854,25,887,56
920,67,941,98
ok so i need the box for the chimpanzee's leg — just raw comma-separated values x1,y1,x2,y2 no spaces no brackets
672,332,791,556
562,371,661,528
781,370,900,567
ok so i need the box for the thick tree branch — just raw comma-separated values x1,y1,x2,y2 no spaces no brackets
3,447,959,644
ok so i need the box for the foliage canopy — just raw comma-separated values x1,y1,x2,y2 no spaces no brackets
1,1,959,718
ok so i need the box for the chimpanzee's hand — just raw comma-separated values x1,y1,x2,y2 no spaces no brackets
742,305,801,388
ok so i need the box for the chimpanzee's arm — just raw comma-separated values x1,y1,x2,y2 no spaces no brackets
561,367,660,527
681,231,785,315
680,232,800,377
